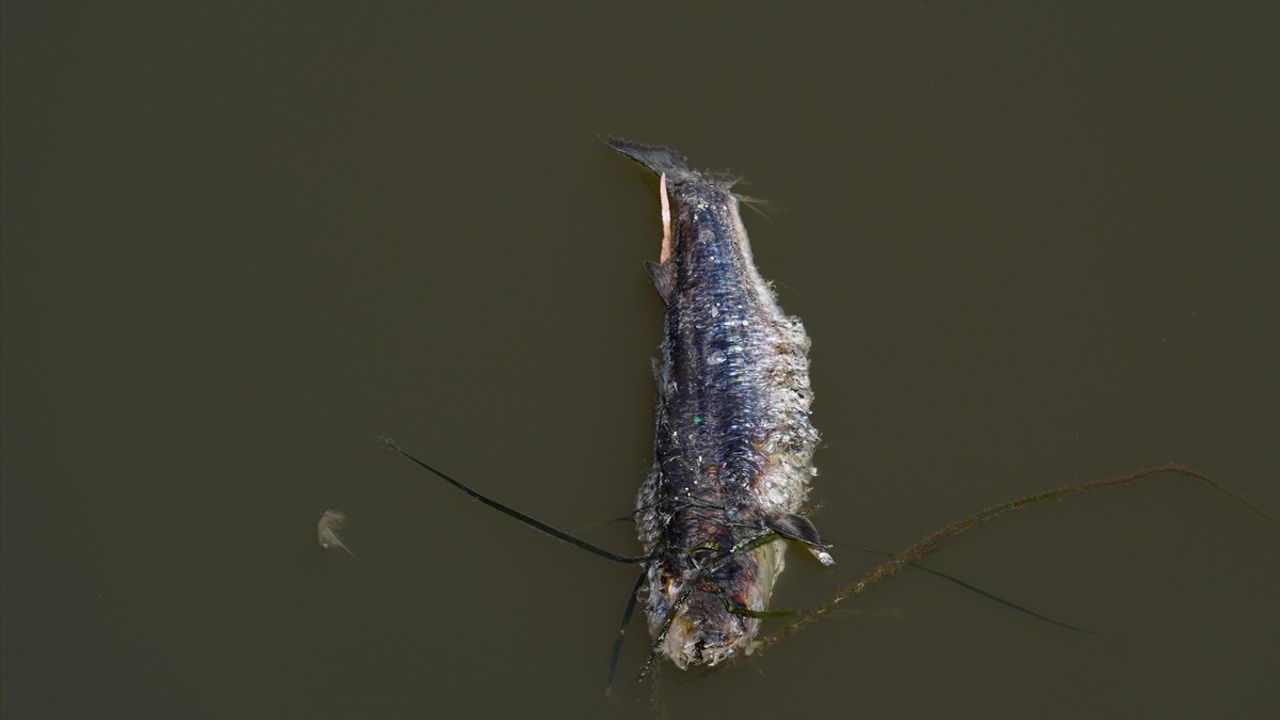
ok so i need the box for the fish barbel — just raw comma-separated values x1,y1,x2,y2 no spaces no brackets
606,139,830,669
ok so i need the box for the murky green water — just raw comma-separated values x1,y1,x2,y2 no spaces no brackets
3,3,1277,718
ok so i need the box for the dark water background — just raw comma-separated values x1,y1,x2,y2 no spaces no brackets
3,3,1277,718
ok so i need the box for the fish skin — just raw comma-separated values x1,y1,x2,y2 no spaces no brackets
606,139,823,669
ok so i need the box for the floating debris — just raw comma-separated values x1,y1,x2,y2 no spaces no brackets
317,509,360,562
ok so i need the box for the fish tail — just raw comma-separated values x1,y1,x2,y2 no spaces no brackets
602,137,691,177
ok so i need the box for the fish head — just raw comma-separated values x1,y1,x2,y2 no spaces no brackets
649,537,787,669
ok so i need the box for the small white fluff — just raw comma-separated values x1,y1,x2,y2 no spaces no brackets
317,509,360,562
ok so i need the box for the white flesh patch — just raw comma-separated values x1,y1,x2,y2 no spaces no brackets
659,172,673,264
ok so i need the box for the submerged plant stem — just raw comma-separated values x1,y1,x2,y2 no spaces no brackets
749,463,1277,657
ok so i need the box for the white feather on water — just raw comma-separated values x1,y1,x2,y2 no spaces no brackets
317,509,360,562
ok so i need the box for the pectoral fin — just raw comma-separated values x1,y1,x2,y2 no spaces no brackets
767,512,835,565
645,260,675,305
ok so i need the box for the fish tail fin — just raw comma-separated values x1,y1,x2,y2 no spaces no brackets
601,137,691,177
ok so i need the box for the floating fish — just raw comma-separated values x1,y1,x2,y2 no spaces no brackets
604,138,829,671
383,141,1238,685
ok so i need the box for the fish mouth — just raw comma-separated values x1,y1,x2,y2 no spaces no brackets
662,593,751,669
652,540,787,669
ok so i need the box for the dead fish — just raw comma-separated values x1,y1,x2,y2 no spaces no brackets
317,509,361,562
605,138,830,670
383,141,1116,684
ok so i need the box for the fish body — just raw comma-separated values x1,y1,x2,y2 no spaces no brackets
606,139,825,669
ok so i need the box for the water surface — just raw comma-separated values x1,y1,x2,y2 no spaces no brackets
3,3,1277,718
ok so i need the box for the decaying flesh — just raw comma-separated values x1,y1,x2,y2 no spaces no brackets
606,139,830,669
